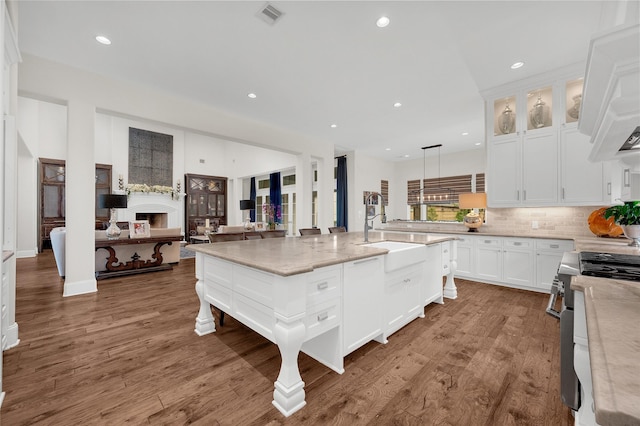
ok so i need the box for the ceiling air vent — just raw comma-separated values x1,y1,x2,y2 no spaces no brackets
257,3,284,25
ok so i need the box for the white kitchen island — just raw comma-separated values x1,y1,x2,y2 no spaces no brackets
188,231,456,417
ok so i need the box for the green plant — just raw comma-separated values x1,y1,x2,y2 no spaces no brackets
603,201,640,226
427,206,438,221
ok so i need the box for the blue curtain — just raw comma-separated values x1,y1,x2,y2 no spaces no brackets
336,156,348,230
269,172,282,224
250,177,256,222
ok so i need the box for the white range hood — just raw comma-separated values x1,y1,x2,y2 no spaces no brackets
579,23,640,164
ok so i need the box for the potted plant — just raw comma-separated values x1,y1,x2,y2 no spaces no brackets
603,201,640,247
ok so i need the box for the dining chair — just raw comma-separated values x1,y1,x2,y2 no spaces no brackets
299,228,321,236
328,226,346,233
208,232,244,243
261,230,286,238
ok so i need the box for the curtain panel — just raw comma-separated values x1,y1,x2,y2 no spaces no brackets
336,157,348,230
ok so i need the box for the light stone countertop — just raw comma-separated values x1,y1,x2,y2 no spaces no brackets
572,239,640,426
186,231,455,277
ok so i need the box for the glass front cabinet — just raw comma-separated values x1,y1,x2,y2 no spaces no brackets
484,65,607,207
184,174,228,236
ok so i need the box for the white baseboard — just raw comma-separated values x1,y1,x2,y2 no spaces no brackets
16,249,37,258
63,278,97,297
4,323,19,350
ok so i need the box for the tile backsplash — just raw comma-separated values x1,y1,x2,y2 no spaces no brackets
387,206,610,239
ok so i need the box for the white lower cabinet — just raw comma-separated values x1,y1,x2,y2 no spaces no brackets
535,239,575,291
453,235,474,278
456,234,573,293
343,256,384,355
502,238,534,287
476,237,502,282
382,263,423,340
423,244,443,305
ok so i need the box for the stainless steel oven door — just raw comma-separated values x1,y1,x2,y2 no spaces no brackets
560,308,580,410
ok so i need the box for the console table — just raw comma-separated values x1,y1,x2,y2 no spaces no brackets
95,236,182,280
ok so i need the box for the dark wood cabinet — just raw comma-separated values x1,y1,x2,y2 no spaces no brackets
39,158,112,252
184,174,227,236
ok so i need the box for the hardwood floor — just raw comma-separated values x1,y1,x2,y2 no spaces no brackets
1,251,574,425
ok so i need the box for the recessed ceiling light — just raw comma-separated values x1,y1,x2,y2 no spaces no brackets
376,16,390,28
247,93,257,99
475,142,482,146
95,35,111,45
510,61,525,69
385,148,391,151
330,124,337,128
462,132,469,136
393,102,402,108
403,154,409,158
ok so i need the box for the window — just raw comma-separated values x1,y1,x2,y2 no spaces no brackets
283,174,296,186
258,179,270,189
407,173,485,223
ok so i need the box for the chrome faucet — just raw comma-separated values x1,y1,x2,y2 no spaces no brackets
364,192,386,242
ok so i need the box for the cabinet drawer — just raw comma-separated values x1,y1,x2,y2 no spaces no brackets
304,299,340,341
503,238,533,249
234,265,274,309
536,239,574,251
233,292,275,342
204,256,232,288
204,281,232,312
477,238,501,247
306,265,341,307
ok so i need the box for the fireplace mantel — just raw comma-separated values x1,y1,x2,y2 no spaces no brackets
119,192,184,231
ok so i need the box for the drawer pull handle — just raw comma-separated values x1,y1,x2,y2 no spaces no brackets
317,281,329,290
317,312,329,322
550,244,559,249
514,242,522,246
403,278,411,283
443,249,448,253
484,240,492,244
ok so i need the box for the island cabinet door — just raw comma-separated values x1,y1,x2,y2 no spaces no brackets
423,244,443,306
342,256,384,356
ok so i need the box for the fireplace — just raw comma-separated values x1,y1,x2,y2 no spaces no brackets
136,212,168,228
121,192,184,232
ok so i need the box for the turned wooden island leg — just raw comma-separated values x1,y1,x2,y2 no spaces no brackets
272,317,306,416
443,259,458,299
194,279,216,336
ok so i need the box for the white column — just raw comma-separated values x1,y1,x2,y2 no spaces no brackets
63,100,97,297
295,153,311,231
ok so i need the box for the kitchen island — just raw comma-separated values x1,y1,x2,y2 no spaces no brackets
187,231,456,416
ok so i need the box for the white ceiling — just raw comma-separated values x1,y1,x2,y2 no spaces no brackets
17,1,608,160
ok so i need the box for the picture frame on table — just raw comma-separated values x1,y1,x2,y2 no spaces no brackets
129,220,151,238
255,222,265,231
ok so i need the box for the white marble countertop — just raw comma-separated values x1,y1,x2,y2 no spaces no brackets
186,231,455,276
572,239,640,426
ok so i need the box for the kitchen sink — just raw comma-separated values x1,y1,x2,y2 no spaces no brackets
362,241,427,272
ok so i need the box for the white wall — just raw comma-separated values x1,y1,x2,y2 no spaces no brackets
350,152,394,232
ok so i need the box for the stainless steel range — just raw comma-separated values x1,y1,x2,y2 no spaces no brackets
548,250,640,413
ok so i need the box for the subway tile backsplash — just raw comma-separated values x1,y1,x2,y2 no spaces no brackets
387,206,608,239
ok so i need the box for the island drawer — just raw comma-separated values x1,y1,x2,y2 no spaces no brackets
306,265,341,307
204,257,233,289
304,299,340,341
204,281,232,313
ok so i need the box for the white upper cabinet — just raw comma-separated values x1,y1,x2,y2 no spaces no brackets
484,65,607,207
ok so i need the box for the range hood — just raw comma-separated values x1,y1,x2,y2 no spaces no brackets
579,23,640,163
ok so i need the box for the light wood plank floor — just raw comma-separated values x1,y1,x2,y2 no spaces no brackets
1,251,574,425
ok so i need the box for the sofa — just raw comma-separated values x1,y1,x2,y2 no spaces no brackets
95,227,182,272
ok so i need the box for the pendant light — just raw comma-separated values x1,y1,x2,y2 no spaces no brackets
411,144,454,204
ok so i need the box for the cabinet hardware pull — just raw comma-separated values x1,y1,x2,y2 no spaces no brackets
317,312,329,322
403,278,411,283
562,188,565,200
353,257,378,265
514,242,522,246
523,190,527,201
607,182,611,195
317,281,329,290
484,240,491,244
516,190,520,201
551,244,559,249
